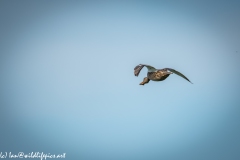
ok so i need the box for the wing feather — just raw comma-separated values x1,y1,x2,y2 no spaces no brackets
134,64,155,76
165,68,193,84
134,64,145,76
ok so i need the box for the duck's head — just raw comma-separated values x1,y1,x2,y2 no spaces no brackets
139,77,150,85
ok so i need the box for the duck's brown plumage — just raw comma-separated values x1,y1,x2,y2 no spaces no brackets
135,64,192,85
147,70,172,81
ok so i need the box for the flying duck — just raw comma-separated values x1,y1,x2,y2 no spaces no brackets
134,64,192,85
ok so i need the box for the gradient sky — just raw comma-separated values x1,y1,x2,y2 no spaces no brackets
1,1,240,160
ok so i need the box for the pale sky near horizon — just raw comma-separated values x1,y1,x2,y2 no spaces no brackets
0,1,240,160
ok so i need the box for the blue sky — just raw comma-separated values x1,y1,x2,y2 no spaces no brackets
1,1,240,160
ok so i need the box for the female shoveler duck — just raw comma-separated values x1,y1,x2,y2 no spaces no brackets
134,64,192,85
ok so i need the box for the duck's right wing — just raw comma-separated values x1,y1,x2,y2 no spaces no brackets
165,68,193,84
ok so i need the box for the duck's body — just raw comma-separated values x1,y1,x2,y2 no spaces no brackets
134,64,192,85
147,69,172,81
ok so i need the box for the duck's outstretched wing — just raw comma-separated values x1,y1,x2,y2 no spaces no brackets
165,68,193,84
134,64,155,76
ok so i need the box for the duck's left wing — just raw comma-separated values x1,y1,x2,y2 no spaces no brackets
134,64,155,76
165,68,193,84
